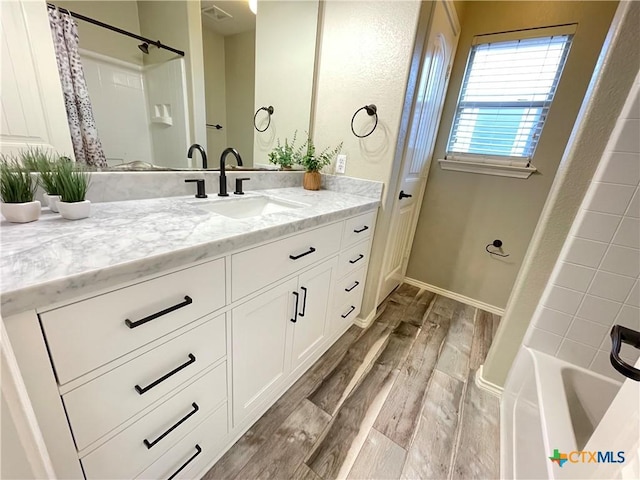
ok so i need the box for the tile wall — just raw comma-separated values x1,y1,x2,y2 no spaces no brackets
525,71,640,380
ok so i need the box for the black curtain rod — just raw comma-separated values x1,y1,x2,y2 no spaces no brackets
46,2,185,57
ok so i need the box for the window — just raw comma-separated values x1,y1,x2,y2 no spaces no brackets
440,25,575,178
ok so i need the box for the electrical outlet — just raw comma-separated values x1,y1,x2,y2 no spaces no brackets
336,154,347,174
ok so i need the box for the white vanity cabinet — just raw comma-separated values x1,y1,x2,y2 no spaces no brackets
2,207,377,480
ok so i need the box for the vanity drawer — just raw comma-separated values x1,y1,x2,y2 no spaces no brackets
136,404,228,480
342,211,376,248
63,315,226,452
338,240,371,278
40,258,226,385
81,363,227,480
333,297,363,332
232,221,343,300
334,267,366,312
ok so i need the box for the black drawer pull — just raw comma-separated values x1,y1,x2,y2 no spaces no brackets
167,444,202,480
354,225,369,233
291,291,299,323
341,305,356,318
125,296,193,329
289,247,316,260
345,281,360,292
143,402,199,449
299,286,308,317
349,254,364,264
135,354,196,395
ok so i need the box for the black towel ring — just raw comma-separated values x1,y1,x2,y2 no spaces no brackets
254,106,274,132
351,104,378,138
486,239,509,257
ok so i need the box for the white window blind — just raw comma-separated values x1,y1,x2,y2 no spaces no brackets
446,26,575,167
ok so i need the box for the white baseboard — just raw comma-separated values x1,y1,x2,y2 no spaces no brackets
354,308,376,328
403,277,505,316
475,365,503,397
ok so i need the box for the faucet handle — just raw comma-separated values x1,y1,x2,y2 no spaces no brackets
234,177,250,195
185,179,207,198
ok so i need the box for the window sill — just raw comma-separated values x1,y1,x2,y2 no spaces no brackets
437,159,537,179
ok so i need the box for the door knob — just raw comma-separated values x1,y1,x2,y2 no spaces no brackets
399,190,412,200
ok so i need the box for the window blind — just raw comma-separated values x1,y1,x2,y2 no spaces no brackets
446,27,574,166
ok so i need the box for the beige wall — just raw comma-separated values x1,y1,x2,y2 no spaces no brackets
202,28,228,161
226,30,255,167
406,1,618,310
55,1,143,65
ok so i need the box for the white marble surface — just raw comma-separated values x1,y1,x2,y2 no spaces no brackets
1,188,379,316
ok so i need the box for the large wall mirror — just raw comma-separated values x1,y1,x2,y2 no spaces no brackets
47,0,320,169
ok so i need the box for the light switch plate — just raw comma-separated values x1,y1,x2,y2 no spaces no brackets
336,154,347,174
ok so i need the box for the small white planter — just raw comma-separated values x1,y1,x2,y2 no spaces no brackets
58,200,91,220
43,193,62,213
1,201,41,223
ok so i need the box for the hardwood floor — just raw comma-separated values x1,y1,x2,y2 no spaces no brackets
203,284,501,480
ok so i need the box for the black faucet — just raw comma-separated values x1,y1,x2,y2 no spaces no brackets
187,144,208,169
219,147,243,196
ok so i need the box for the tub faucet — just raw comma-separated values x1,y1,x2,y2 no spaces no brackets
219,147,243,196
187,144,208,169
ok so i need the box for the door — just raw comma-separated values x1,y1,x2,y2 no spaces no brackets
231,278,297,426
378,0,460,302
290,259,335,368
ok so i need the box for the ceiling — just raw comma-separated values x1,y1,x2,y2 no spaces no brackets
201,0,256,36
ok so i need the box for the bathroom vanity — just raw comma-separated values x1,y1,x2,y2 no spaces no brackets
1,185,379,479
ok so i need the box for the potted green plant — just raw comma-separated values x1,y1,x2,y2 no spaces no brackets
22,147,62,212
56,160,91,220
0,156,40,223
268,131,299,170
297,135,343,190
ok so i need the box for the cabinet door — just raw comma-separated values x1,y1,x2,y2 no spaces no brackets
231,278,296,426
291,258,336,368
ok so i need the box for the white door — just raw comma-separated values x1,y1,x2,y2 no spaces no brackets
378,0,460,302
290,259,335,367
231,278,297,426
0,0,73,157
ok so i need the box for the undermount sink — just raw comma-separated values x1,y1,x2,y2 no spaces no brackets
194,195,308,219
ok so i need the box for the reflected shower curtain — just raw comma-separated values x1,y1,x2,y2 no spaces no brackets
48,8,106,167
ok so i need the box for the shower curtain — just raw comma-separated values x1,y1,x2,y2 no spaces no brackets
48,8,107,167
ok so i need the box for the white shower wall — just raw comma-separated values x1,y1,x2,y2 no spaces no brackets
80,50,153,166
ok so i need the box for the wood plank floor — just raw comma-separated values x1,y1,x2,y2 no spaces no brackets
203,284,501,480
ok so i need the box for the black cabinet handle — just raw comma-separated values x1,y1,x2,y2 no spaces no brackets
289,247,316,260
144,403,199,449
341,306,356,318
399,190,412,200
135,354,196,395
299,286,308,317
291,291,299,323
345,281,360,292
610,325,640,381
125,296,193,329
167,444,202,480
353,225,369,233
349,254,364,264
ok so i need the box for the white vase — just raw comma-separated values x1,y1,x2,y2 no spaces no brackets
43,193,62,213
1,201,41,223
58,200,91,220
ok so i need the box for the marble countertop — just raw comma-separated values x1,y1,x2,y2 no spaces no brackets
1,188,379,316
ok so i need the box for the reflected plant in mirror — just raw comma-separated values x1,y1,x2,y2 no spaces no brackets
268,131,300,170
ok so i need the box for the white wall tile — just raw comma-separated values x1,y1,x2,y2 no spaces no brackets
526,328,562,356
590,350,623,381
554,262,595,292
626,188,639,218
586,183,636,215
588,271,635,302
598,152,640,186
564,237,608,268
615,305,640,331
619,341,640,367
557,339,597,368
576,295,622,325
574,211,621,243
544,286,584,315
565,318,609,348
535,307,573,336
600,245,640,278
615,119,640,153
612,217,640,248
626,280,640,307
